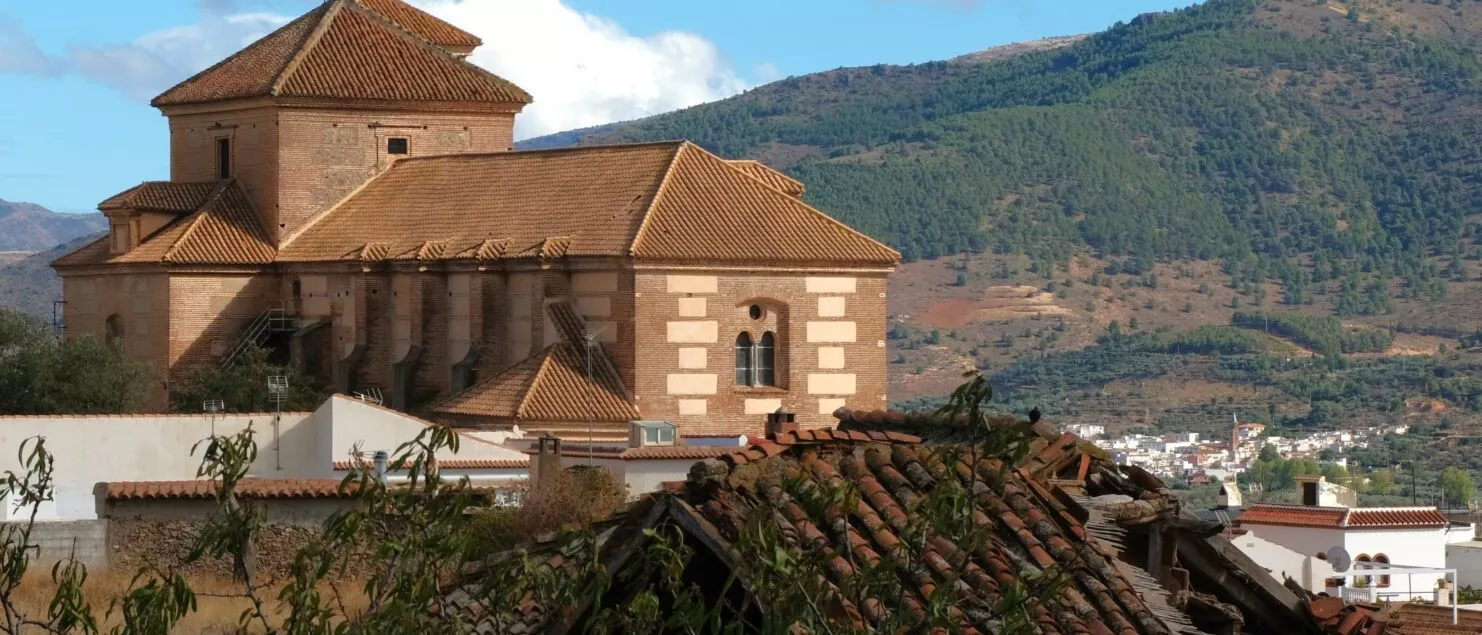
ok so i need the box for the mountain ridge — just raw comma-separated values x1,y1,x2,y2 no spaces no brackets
0,199,106,253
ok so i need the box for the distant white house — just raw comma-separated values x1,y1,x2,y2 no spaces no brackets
1067,424,1105,439
1238,477,1453,602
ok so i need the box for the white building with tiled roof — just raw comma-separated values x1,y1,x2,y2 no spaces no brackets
52,0,898,439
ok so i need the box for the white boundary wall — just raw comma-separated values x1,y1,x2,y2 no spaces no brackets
0,395,525,520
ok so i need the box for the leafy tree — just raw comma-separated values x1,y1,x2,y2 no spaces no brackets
1259,444,1281,462
1321,463,1349,488
169,346,324,413
1369,469,1398,496
0,310,152,415
1442,467,1476,508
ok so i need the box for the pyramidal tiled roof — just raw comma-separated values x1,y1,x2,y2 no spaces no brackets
277,141,900,265
354,0,480,50
98,182,218,214
53,180,276,268
430,342,638,423
151,0,529,107
431,302,636,424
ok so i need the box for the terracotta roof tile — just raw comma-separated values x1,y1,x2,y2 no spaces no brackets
531,444,736,461
107,478,352,500
278,142,898,266
99,181,218,213
431,304,635,426
152,0,527,107
54,181,275,268
1345,507,1449,528
725,159,805,197
354,0,481,50
431,347,546,419
1240,504,1448,529
680,436,1176,634
279,142,676,262
332,458,528,470
633,144,900,264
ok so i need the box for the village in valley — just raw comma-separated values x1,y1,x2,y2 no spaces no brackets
3,0,1482,632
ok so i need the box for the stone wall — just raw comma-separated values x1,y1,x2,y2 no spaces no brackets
108,519,353,579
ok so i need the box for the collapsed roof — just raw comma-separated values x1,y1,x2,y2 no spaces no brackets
448,409,1320,634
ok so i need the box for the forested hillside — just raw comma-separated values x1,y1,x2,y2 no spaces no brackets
524,0,1482,438
547,0,1482,319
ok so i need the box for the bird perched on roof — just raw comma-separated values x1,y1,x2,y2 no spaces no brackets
1028,407,1042,424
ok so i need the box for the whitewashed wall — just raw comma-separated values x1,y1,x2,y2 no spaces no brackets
1232,531,1334,593
0,395,526,520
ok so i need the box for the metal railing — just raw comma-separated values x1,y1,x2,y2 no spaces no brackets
220,304,297,369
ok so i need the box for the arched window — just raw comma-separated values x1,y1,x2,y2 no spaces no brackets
736,332,777,387
735,333,753,385
1373,554,1390,587
1355,554,1372,587
104,315,124,348
757,332,776,387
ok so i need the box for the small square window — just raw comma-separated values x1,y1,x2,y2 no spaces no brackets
635,421,677,446
387,138,409,155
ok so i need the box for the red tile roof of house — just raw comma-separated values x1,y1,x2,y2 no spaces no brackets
528,444,740,462
453,405,1323,633
53,180,275,268
151,0,527,108
331,458,529,471
106,479,352,501
276,141,899,266
1240,504,1448,529
1311,597,1482,634
98,182,218,214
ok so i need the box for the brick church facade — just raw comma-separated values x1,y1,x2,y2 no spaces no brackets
52,0,899,438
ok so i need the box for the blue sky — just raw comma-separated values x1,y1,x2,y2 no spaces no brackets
0,0,1195,213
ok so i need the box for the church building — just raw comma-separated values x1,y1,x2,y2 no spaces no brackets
52,0,899,439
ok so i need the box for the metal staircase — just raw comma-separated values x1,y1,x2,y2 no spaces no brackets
221,304,299,369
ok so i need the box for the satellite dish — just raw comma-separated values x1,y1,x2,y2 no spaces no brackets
1326,546,1352,573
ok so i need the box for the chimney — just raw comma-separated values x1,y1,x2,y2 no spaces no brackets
766,408,798,441
373,450,389,486
536,435,562,483
1218,477,1243,508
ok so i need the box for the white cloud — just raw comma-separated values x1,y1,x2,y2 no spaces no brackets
0,6,288,101
0,20,63,76
65,11,289,100
411,0,751,139
2,0,757,139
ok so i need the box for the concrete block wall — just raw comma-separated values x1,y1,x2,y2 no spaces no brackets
7,520,109,570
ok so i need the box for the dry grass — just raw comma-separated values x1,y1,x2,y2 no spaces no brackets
7,569,369,633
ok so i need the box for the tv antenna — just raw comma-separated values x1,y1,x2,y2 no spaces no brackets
203,399,224,436
353,387,383,405
267,375,288,470
581,326,606,466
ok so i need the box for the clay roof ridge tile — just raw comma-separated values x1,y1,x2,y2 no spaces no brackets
159,180,232,263
625,142,687,258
